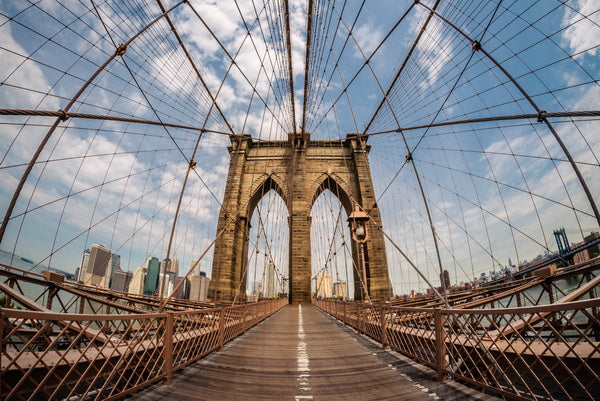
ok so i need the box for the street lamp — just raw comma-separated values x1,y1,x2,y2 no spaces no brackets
348,204,370,301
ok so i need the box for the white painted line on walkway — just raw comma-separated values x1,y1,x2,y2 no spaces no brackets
295,305,312,400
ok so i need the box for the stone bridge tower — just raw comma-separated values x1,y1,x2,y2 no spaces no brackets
208,132,392,304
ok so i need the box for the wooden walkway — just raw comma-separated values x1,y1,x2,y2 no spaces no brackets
129,305,498,401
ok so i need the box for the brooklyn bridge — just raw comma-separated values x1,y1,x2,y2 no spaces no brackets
0,0,599,400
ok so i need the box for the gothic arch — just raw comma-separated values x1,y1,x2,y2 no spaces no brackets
309,173,355,215
247,173,290,221
208,133,391,303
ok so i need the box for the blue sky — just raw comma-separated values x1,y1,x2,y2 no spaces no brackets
0,0,598,296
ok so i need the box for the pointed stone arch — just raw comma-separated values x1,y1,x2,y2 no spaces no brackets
247,173,290,221
309,173,354,215
208,133,392,303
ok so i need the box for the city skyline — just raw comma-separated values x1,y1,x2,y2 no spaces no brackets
0,1,597,400
0,0,598,299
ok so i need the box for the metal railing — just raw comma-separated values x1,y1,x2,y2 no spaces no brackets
0,298,287,400
315,298,600,401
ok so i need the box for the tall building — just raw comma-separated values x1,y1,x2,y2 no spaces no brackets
156,258,178,297
110,270,133,292
77,249,90,282
160,258,170,275
440,269,451,291
143,257,160,296
170,253,179,276
128,267,146,295
172,277,189,299
107,253,120,288
158,272,174,298
264,262,276,298
333,281,348,299
316,273,333,298
190,260,201,276
84,244,111,287
189,273,210,301
246,289,258,302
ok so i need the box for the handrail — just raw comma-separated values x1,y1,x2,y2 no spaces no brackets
315,297,600,401
0,298,288,400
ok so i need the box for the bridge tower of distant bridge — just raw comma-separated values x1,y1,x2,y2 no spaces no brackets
208,132,392,304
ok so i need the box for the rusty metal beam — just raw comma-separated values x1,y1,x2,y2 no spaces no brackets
300,0,314,134
284,0,297,132
0,1,188,244
0,109,231,135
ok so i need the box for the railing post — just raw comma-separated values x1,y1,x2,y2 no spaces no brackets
380,307,388,348
434,309,446,381
342,302,346,325
358,304,364,334
218,308,226,351
243,305,248,335
164,313,174,386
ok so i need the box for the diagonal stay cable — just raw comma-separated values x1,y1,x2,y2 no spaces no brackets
91,0,224,206
154,0,235,135
416,1,600,226
309,2,416,133
0,108,232,135
186,1,289,134
300,0,314,134
284,0,297,132
0,0,189,243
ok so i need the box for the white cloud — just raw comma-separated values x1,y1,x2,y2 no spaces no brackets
562,0,600,56
0,24,59,110
353,23,384,58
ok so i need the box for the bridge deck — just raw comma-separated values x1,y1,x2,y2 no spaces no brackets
129,305,497,401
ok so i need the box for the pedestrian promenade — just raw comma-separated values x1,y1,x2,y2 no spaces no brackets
130,305,497,400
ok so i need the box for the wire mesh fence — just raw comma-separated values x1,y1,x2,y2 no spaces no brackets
0,298,287,401
315,298,600,401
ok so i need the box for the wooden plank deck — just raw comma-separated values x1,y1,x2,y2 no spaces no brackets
128,305,499,401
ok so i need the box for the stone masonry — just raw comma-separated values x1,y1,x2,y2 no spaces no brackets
208,132,392,304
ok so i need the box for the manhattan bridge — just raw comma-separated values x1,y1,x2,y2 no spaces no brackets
0,1,599,400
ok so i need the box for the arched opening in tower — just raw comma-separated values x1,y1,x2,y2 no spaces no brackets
246,189,289,301
310,189,356,301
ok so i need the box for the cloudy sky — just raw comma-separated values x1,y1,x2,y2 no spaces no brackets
0,0,598,296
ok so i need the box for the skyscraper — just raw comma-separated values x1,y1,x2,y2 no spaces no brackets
84,244,111,287
189,273,210,301
333,281,348,299
158,272,174,298
170,253,179,276
77,249,90,282
264,262,276,298
190,260,200,276
160,257,170,275
106,253,120,288
440,269,451,291
316,273,333,298
110,270,133,292
172,277,189,299
157,258,178,297
143,257,160,296
128,267,146,295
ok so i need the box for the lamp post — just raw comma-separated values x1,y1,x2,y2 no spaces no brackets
348,204,370,302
